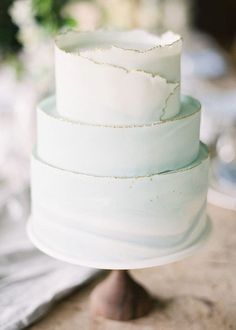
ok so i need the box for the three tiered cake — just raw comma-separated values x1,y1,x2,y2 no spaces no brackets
28,30,211,269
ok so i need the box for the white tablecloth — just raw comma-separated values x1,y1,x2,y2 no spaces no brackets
0,206,99,330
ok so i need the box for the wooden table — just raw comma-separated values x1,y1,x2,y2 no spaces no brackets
30,204,236,330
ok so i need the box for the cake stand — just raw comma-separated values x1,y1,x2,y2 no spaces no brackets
27,216,211,321
28,29,211,322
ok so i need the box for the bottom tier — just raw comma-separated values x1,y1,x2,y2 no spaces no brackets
28,144,211,269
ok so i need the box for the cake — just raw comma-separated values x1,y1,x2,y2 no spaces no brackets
28,30,211,269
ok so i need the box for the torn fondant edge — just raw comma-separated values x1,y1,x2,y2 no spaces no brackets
55,29,181,83
55,29,182,54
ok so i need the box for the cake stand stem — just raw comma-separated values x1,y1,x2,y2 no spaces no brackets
90,270,153,321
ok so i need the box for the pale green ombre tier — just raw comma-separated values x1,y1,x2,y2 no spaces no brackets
28,144,210,269
37,95,200,177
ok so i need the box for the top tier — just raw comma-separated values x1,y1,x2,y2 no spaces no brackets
55,30,182,125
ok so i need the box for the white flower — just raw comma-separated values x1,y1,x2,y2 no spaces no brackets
9,0,34,27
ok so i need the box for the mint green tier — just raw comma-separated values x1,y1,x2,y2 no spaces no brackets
28,144,210,269
36,95,200,177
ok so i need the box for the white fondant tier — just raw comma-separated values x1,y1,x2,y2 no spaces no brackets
29,144,210,269
37,95,200,177
55,30,181,125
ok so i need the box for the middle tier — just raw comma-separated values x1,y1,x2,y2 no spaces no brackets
37,95,200,177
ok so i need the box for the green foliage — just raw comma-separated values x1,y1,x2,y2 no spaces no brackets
0,0,22,59
0,0,79,60
32,0,77,34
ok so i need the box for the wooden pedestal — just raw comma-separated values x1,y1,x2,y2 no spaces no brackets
90,270,153,321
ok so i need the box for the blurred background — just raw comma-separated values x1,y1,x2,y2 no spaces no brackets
0,1,236,328
0,0,236,216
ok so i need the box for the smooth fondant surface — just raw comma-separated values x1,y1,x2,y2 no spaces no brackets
30,144,209,269
37,95,200,177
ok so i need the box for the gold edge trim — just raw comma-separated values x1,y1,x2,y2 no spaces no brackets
160,84,180,121
38,95,200,129
56,47,180,83
102,36,182,53
32,144,209,180
54,29,181,82
77,54,179,83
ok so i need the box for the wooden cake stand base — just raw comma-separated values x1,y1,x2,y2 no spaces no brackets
90,270,153,321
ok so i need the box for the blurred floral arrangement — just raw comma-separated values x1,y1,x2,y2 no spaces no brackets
0,0,74,60
0,0,189,65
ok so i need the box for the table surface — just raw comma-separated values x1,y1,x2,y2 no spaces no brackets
29,204,236,330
